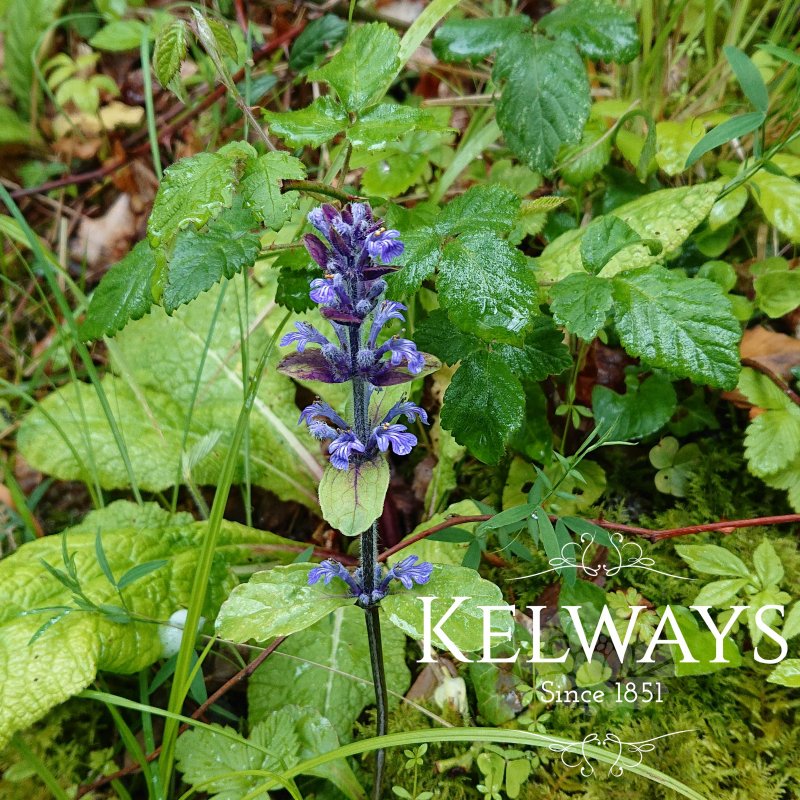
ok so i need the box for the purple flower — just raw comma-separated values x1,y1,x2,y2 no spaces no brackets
371,423,417,456
328,431,366,470
378,337,426,374
277,202,437,472
366,228,404,262
368,300,407,347
299,401,348,430
280,321,330,353
380,556,434,592
382,400,428,426
308,559,361,595
309,277,338,305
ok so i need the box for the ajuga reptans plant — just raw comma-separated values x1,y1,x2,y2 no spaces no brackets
278,202,436,796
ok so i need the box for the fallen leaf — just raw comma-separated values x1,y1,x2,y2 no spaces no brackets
71,194,137,269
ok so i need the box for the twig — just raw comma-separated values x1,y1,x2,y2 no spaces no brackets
75,636,286,798
377,512,800,560
741,357,800,408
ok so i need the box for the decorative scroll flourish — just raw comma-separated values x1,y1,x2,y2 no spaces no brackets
523,530,692,581
549,730,696,778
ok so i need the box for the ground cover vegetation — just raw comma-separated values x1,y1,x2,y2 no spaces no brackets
1,0,800,797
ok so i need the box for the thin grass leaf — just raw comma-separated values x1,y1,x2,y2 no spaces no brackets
117,559,169,590
95,530,117,587
724,45,769,114
685,112,765,167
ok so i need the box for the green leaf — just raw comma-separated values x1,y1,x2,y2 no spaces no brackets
675,544,751,578
783,603,800,641
239,151,306,229
559,118,612,185
289,14,348,72
438,232,538,343
670,606,741,676
249,606,410,742
592,372,677,440
724,45,769,114
0,108,39,145
494,316,573,381
739,368,800,510
580,215,660,274
537,181,724,282
709,185,748,230
469,662,519,725
206,17,238,62
440,350,525,463
20,285,323,506
414,309,482,366
749,171,800,243
611,266,742,389
0,501,291,748
216,564,352,643
148,142,256,247
684,112,765,168
5,0,65,112
153,19,188,87
539,0,639,63
655,120,706,176
754,263,800,317
381,565,513,653
318,459,390,536
550,273,614,340
162,203,261,314
175,712,300,800
80,240,157,340
692,578,749,606
347,103,446,152
386,184,521,298
431,16,531,62
767,659,800,688
263,96,348,147
753,539,784,588
309,22,400,113
493,34,591,172
90,19,150,52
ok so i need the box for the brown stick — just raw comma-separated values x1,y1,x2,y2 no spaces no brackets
76,636,286,797
377,512,800,560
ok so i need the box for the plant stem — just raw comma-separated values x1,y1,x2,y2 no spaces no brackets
364,598,389,800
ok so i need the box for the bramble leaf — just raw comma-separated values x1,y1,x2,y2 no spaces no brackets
440,350,525,463
415,309,482,366
239,150,306,229
438,231,539,343
309,23,400,113
147,141,255,247
154,19,187,87
80,240,157,340
580,215,660,274
539,0,639,63
494,316,573,381
611,266,742,388
263,96,348,147
162,204,261,313
289,14,348,72
432,16,531,62
493,35,590,172
550,273,614,340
